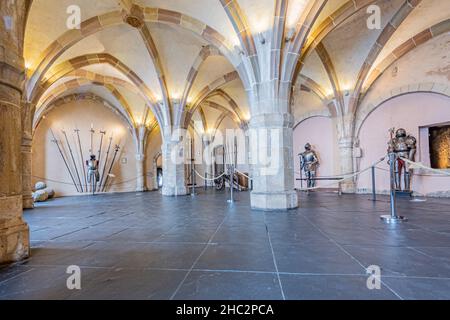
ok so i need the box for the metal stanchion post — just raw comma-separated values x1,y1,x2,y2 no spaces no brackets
381,152,407,223
191,162,196,196
227,164,235,204
371,166,377,201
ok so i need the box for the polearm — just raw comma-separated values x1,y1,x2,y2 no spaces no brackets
62,130,84,193
74,128,87,191
299,153,304,190
97,130,106,166
98,136,112,192
89,124,95,154
50,128,79,193
102,144,120,192
95,130,106,194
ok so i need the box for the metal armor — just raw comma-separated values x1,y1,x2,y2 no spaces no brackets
388,128,417,192
300,143,319,188
86,155,100,183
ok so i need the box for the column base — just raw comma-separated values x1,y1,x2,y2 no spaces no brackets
23,195,34,209
0,219,30,264
162,185,188,196
340,181,356,194
135,187,148,193
251,191,299,211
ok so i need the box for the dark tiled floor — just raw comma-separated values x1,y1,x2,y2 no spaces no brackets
1,190,450,300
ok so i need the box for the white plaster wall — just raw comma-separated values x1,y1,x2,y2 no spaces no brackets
357,93,450,196
32,100,138,197
293,116,338,189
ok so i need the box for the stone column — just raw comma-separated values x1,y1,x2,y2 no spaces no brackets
161,140,188,196
249,113,298,210
338,137,356,193
21,101,34,208
21,136,34,208
202,134,214,187
135,153,147,192
0,0,30,263
152,155,159,190
134,125,148,192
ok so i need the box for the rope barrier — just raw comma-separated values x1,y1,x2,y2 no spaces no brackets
31,155,449,192
297,156,387,191
194,170,227,181
400,157,450,176
32,175,143,188
375,165,449,177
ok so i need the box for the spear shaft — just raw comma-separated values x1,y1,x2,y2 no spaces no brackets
50,129,79,193
75,128,87,191
102,145,120,192
98,136,112,192
63,130,83,193
90,125,95,154
98,131,106,166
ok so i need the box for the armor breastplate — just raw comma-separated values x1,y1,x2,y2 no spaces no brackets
393,138,409,157
87,160,98,171
303,151,316,163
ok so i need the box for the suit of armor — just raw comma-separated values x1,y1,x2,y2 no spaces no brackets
299,143,319,188
86,155,100,184
388,128,417,191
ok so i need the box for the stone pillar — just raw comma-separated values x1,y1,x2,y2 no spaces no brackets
21,136,34,209
338,137,356,193
249,113,298,210
135,153,147,192
0,0,30,263
202,134,214,187
161,140,188,196
21,101,34,209
134,125,148,192
152,155,159,191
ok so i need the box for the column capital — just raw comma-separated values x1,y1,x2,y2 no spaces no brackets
250,113,295,129
0,44,25,94
338,137,354,149
135,153,145,161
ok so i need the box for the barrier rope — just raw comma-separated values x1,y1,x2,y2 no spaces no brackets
400,157,450,176
297,156,387,191
32,174,143,188
32,155,449,192
194,170,227,181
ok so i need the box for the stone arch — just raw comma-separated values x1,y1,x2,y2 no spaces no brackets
293,111,331,130
355,83,450,139
32,93,139,147
181,72,239,128
180,45,221,110
363,19,450,93
292,0,378,88
25,7,248,102
211,110,243,143
34,79,136,131
30,53,165,128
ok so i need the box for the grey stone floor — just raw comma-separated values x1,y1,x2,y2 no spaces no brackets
1,190,450,300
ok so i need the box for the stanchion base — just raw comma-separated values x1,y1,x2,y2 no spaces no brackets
380,215,408,223
227,200,236,204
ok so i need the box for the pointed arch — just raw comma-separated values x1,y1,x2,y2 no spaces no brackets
348,0,423,114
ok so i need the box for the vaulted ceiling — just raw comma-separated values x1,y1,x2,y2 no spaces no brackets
24,0,449,135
